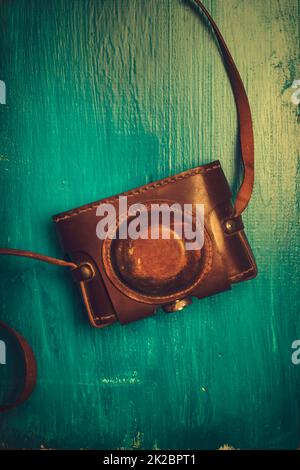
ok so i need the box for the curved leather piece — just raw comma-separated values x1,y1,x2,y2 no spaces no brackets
0,321,37,413
194,0,254,216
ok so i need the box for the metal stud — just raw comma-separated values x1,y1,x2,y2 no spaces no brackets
72,263,95,282
163,298,192,313
225,220,235,233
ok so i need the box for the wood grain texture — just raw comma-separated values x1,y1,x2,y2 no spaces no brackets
0,0,299,449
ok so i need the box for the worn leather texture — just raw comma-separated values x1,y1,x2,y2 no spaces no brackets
53,160,257,327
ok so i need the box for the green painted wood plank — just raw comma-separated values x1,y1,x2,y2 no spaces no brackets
0,0,299,449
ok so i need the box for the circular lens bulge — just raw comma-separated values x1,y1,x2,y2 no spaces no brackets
109,221,203,297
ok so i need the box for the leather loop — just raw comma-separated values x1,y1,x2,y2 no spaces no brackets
0,249,77,412
0,321,37,413
193,0,254,216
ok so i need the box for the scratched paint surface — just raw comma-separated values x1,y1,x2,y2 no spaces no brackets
0,0,299,449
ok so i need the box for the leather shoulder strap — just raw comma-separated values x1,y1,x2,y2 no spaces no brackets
0,250,77,412
0,1,254,413
0,321,37,412
194,0,254,216
0,251,77,412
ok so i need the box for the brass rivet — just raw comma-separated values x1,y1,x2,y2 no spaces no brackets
163,298,192,313
225,220,235,233
78,263,94,281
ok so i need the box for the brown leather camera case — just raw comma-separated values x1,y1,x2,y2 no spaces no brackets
53,0,258,328
53,160,257,327
0,1,258,413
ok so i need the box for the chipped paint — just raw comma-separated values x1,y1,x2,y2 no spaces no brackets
218,444,237,450
131,432,144,450
100,371,140,385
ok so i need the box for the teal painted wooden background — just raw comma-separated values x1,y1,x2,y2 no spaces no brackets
0,0,299,450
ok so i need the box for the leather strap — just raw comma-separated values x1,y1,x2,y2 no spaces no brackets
0,250,77,412
0,248,77,269
0,1,254,412
0,321,37,412
194,0,254,216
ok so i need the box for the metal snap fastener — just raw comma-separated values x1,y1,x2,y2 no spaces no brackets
163,298,192,313
72,263,95,282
